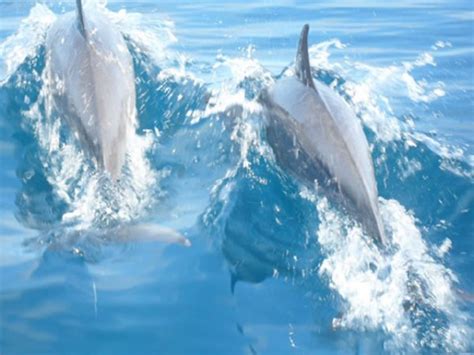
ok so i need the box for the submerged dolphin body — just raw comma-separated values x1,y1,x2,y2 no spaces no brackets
260,25,386,246
46,0,136,179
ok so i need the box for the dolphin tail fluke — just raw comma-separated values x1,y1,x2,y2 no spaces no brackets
295,24,315,89
76,0,86,37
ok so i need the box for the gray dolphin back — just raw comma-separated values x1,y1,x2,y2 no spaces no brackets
46,0,137,180
263,25,387,246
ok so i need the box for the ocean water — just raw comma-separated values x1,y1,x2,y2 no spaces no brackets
0,0,473,353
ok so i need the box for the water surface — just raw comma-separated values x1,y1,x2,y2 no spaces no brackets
0,0,473,353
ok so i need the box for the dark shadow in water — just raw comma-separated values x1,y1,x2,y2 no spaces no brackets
201,145,323,288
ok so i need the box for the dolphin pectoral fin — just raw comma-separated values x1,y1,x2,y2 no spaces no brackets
115,223,192,247
295,24,315,89
76,0,86,37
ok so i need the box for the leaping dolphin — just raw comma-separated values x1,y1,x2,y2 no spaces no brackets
45,0,136,180
260,25,386,246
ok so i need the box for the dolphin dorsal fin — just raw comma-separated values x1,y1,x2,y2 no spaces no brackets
295,24,315,89
76,0,86,37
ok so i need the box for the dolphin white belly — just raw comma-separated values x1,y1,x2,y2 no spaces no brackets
261,25,386,246
45,1,136,179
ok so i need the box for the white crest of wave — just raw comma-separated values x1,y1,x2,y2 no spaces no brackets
213,47,275,88
100,3,177,65
192,48,273,120
302,187,472,351
0,4,56,83
409,132,474,179
200,48,277,223
192,47,273,170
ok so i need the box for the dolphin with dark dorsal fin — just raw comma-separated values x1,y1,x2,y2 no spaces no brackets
260,24,386,246
45,0,136,180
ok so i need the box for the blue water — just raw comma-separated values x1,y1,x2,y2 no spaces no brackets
0,0,473,353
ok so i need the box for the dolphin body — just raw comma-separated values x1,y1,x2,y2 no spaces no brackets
260,25,386,246
45,0,136,179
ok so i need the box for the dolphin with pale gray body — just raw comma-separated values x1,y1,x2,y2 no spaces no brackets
46,0,136,180
260,25,386,246
44,1,192,247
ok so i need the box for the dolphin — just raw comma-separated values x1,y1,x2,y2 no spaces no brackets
260,25,386,246
45,0,136,180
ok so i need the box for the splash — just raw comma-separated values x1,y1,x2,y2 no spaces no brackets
200,48,276,226
0,4,56,83
100,2,177,66
304,187,472,352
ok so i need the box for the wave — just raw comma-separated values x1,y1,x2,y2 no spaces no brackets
0,1,472,352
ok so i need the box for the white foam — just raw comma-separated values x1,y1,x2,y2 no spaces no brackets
300,187,472,351
191,47,272,172
104,7,177,66
191,48,273,124
213,49,275,88
0,4,56,83
433,238,452,259
432,41,452,50
200,49,277,224
410,132,473,179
